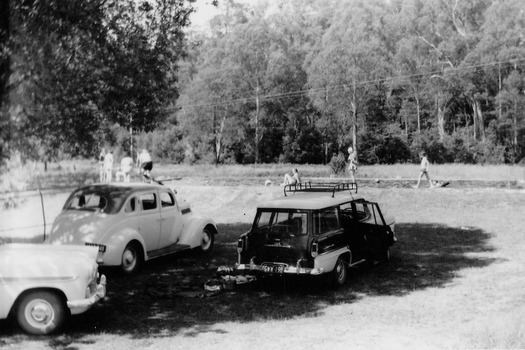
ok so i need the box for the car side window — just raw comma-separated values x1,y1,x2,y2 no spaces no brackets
160,191,175,208
125,197,136,213
353,202,371,222
140,193,157,211
313,207,339,235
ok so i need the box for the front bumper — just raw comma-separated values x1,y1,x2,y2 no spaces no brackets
236,263,325,276
67,275,107,314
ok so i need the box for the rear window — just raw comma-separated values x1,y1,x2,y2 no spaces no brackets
63,186,130,214
253,209,308,236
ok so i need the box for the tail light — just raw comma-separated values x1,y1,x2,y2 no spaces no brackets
237,238,244,253
311,242,319,258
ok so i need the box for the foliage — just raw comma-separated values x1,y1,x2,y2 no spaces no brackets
328,152,347,175
2,0,525,168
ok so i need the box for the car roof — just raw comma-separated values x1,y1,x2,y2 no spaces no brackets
258,192,364,211
76,182,168,193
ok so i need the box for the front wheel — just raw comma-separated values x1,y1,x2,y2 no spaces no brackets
199,228,215,253
121,242,143,274
16,291,67,335
331,258,348,287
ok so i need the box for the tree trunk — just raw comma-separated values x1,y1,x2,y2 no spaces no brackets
416,94,421,133
255,81,260,164
0,0,9,105
436,95,445,141
472,98,485,141
514,99,518,146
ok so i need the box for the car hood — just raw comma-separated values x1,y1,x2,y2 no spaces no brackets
0,243,98,278
48,210,113,245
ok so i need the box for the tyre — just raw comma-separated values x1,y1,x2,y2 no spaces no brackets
121,242,143,274
382,246,390,263
199,228,215,253
16,291,67,335
331,258,348,287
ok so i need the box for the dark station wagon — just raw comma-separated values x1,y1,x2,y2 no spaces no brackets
235,182,396,286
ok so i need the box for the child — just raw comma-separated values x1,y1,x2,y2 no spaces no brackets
414,151,433,188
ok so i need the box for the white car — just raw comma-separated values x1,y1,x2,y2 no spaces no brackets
0,242,106,335
47,183,218,273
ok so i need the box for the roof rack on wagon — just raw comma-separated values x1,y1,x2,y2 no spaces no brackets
283,181,358,197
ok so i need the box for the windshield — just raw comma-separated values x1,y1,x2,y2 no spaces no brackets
253,209,308,238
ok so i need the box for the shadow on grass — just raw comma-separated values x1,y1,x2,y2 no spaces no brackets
0,222,496,346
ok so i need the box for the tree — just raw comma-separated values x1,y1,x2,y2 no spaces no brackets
305,0,392,159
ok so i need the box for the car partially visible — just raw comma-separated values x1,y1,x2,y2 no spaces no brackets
47,183,218,273
0,240,106,335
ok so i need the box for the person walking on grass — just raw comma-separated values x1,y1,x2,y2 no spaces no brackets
414,151,433,188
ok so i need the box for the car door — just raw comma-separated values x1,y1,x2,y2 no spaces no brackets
352,201,393,260
312,206,345,254
157,189,184,248
137,191,162,252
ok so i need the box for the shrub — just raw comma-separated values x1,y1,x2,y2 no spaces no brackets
328,153,347,175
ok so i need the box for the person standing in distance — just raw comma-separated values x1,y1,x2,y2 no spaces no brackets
120,156,134,182
138,149,153,181
347,146,358,184
103,149,114,182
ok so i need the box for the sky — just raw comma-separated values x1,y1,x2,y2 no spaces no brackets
190,0,221,28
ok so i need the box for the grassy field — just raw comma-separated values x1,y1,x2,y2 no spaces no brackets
1,164,525,349
1,160,524,195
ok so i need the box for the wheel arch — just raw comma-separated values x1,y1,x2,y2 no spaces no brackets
11,288,69,317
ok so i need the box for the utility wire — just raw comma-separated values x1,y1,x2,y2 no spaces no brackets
172,58,525,111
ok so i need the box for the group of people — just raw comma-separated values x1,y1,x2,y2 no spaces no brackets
347,146,437,188
98,148,153,183
278,146,435,189
100,145,435,188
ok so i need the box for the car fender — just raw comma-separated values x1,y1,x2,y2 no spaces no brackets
100,229,146,266
0,244,99,319
313,246,351,273
177,216,217,248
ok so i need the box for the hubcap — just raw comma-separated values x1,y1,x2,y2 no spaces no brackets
201,231,211,250
123,248,136,270
336,262,345,281
26,299,54,328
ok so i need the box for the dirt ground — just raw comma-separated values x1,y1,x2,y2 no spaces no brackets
1,179,525,349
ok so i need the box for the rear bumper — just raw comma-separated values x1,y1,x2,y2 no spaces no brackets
236,263,325,276
67,275,107,314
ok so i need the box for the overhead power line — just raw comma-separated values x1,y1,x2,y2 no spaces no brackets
171,58,525,111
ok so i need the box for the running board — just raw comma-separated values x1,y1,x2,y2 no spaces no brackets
147,243,191,259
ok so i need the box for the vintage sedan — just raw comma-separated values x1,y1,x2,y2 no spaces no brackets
47,183,218,273
0,241,106,335
236,182,396,286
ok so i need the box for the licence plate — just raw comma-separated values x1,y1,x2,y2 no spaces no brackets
262,264,286,273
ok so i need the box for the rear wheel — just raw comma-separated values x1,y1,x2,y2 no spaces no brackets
200,228,215,253
121,242,143,274
331,258,348,287
16,291,67,335
382,246,390,263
